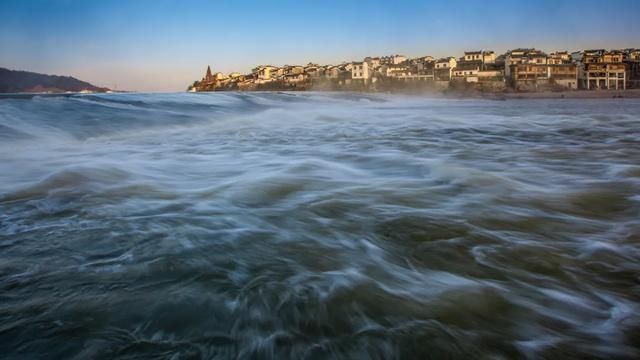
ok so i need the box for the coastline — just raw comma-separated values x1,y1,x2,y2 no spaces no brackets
495,89,640,99
4,89,640,101
188,88,640,101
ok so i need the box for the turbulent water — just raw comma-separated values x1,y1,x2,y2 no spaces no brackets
1,92,639,359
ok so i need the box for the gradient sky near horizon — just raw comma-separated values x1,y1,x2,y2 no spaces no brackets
1,0,639,92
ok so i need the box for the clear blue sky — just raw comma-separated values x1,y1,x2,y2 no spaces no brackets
1,0,638,92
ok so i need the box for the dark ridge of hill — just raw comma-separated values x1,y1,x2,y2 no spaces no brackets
0,67,110,93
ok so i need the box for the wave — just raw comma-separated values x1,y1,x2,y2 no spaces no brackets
1,93,640,358
0,166,133,203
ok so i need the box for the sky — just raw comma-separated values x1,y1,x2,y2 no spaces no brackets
1,0,639,92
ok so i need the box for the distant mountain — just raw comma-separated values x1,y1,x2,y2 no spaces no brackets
0,67,109,93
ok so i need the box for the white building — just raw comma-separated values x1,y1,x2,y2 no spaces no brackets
351,62,371,83
381,54,408,65
435,57,457,69
464,51,483,62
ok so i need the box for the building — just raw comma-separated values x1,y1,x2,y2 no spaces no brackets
477,64,504,81
381,63,433,82
195,65,230,91
212,72,228,81
482,51,496,64
305,65,324,78
434,57,457,81
193,46,639,93
364,57,382,69
324,66,340,79
203,65,213,82
510,64,548,90
464,51,483,62
625,49,640,88
382,64,409,77
585,63,626,90
252,65,279,82
452,63,481,82
351,62,371,83
505,49,548,80
463,50,497,64
583,51,627,90
582,49,606,64
549,64,578,89
284,73,307,85
510,63,578,90
415,55,434,63
408,56,435,72
381,54,408,65
548,51,571,65
284,65,304,75
508,49,576,91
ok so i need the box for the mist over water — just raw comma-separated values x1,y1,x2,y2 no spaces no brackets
1,92,639,359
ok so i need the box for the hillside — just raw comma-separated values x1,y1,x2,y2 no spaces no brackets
0,67,109,93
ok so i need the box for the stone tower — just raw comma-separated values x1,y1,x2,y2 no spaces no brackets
205,65,213,82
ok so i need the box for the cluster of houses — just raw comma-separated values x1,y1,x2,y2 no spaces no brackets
190,48,640,92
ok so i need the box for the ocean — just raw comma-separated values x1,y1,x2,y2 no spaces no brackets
1,92,639,359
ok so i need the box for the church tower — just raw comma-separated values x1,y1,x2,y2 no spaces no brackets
205,65,213,82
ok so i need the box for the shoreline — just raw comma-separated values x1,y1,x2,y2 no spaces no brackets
4,89,640,100
491,89,640,100
189,88,640,100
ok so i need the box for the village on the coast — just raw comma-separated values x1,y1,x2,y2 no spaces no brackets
189,48,640,94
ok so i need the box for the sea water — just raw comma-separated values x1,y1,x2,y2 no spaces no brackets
1,92,639,358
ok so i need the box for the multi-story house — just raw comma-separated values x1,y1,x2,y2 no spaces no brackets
408,56,434,68
477,64,504,81
284,65,304,75
507,48,578,90
414,55,434,63
452,63,481,82
324,66,340,79
434,57,457,81
582,49,606,64
510,63,578,90
548,51,571,65
351,62,371,83
305,65,323,78
284,73,307,85
463,51,483,62
381,54,408,65
548,64,578,89
364,57,382,69
583,51,627,90
510,64,548,90
505,49,547,79
482,51,496,64
546,51,578,89
382,64,409,77
380,63,433,82
252,65,279,83
626,49,640,88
